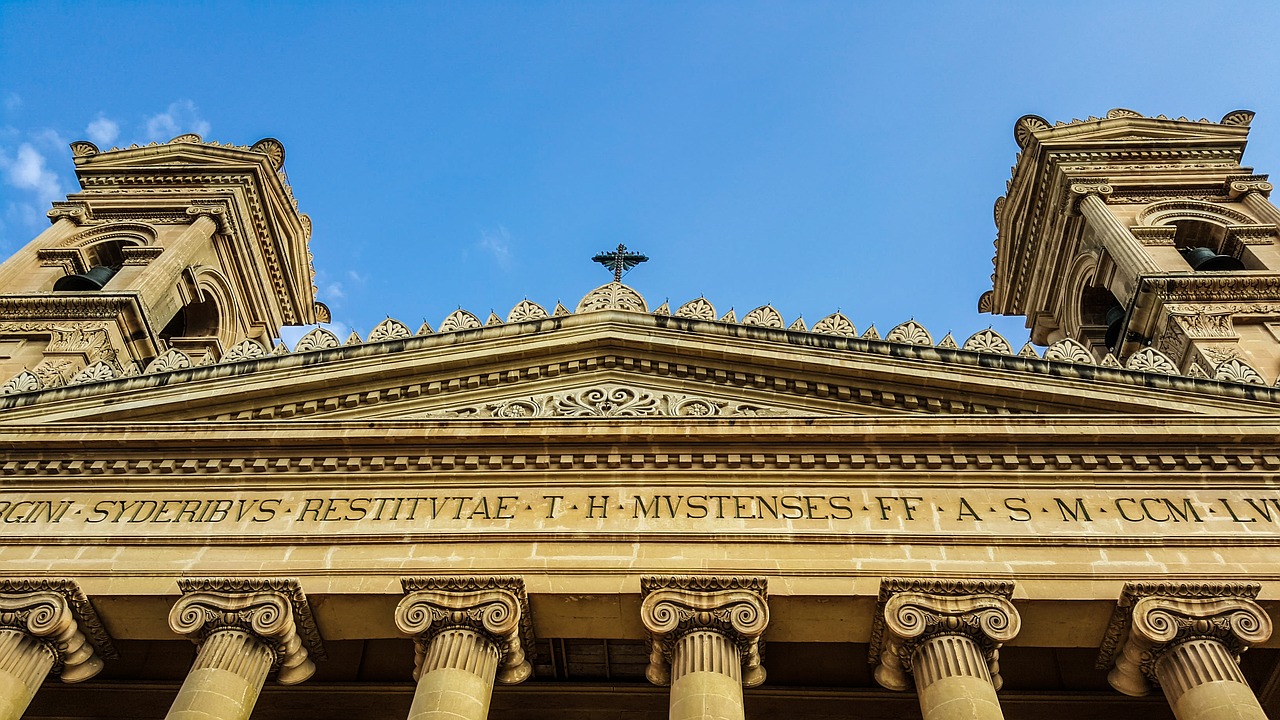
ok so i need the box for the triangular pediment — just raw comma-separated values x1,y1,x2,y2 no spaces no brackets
3,289,1278,423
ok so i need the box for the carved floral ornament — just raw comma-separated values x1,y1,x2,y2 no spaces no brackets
869,578,1019,692
169,578,325,685
1097,582,1272,697
394,576,533,685
640,576,769,688
0,579,116,683
424,384,793,419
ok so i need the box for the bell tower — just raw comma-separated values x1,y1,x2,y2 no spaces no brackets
988,108,1280,383
0,134,325,388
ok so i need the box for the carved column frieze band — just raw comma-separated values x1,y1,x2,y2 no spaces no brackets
1098,582,1271,699
0,579,113,683
639,575,769,688
395,576,533,685
169,578,324,685
870,578,1019,692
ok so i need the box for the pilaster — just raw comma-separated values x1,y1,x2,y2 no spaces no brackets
871,578,1020,720
1098,582,1272,720
641,576,769,720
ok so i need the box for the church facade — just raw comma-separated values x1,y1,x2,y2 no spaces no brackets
0,110,1278,720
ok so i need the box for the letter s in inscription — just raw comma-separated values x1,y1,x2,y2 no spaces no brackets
254,500,280,522
1004,497,1031,522
86,501,113,524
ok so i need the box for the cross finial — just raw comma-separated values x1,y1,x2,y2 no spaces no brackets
592,243,648,283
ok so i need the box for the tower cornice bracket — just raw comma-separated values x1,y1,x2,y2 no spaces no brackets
869,578,1019,691
640,575,769,688
396,576,533,685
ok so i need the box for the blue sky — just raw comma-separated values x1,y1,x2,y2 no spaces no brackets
3,2,1280,347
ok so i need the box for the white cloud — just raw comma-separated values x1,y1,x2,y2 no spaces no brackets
86,115,120,146
478,225,515,270
0,143,60,202
143,100,211,142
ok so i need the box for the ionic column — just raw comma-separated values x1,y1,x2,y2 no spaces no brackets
134,206,225,324
1101,583,1272,720
1072,181,1161,297
394,577,532,720
165,579,320,720
640,576,769,720
1228,178,1280,227
0,204,90,292
872,579,1020,720
0,582,110,720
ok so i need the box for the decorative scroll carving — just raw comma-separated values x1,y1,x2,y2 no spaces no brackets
652,300,670,316
576,282,648,314
676,297,717,321
1013,115,1050,149
396,576,533,685
185,205,228,234
1125,347,1178,375
1,370,43,395
862,325,880,340
68,142,99,158
424,384,793,419
439,309,483,333
936,332,958,350
977,290,994,314
962,329,1013,355
1221,110,1256,126
293,328,340,352
718,308,737,323
1097,582,1270,697
171,578,324,685
1107,108,1143,119
368,318,412,343
742,305,784,328
169,133,203,144
344,332,362,346
870,578,1019,692
1171,308,1235,339
507,299,549,323
812,312,855,337
485,312,503,327
68,361,118,386
640,576,768,688
31,358,74,389
416,321,434,335
1214,358,1266,385
145,348,192,374
1130,226,1178,246
313,302,331,324
885,320,932,346
1016,342,1039,358
250,138,286,170
788,317,807,332
0,580,115,682
222,339,269,364
1227,177,1274,199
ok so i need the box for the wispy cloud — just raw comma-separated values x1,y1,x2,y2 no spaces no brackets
0,143,60,202
478,225,515,270
86,115,120,146
143,100,211,142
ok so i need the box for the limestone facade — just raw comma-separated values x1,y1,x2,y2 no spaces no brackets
0,111,1279,719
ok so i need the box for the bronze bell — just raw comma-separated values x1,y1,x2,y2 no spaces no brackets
1182,247,1245,272
52,265,119,292
1104,305,1126,352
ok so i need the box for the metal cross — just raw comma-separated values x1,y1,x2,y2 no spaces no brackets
592,243,649,282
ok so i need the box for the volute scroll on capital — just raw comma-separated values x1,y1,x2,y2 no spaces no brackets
0,579,116,683
639,575,769,688
395,576,534,685
184,204,230,234
870,578,1019,692
1067,178,1114,214
169,578,324,685
1098,582,1272,697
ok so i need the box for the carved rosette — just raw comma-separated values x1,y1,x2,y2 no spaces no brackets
640,576,769,688
870,578,1019,692
169,578,324,685
0,580,114,684
1098,582,1272,698
395,576,533,685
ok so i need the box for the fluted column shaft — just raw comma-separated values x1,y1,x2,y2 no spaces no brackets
1239,192,1280,227
407,628,501,720
0,629,56,720
1078,191,1161,283
0,217,81,292
134,210,219,325
164,629,273,720
912,634,1006,720
1155,638,1267,720
669,630,744,720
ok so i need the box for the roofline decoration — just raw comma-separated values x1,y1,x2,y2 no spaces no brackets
1,281,1278,417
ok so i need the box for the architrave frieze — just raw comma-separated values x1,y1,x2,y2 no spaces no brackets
1146,274,1280,303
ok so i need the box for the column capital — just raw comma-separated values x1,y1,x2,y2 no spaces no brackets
45,203,92,225
1067,178,1114,214
169,578,324,685
870,578,1020,692
184,204,229,233
1098,581,1272,697
1226,174,1273,198
0,579,114,683
395,576,533,685
640,575,769,688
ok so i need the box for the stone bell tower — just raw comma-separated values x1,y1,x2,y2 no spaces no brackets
987,108,1280,384
0,134,326,389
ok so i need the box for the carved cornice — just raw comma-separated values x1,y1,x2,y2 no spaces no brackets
170,578,325,684
1148,274,1280,303
869,578,1019,691
1096,582,1271,696
640,575,769,688
0,579,115,682
395,576,533,685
